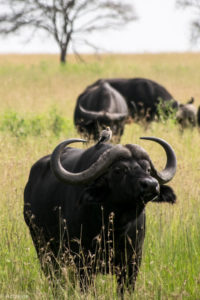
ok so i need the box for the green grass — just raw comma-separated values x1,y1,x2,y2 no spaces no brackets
0,108,74,138
0,53,200,299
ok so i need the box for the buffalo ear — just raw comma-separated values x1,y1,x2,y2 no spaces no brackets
153,185,176,204
187,97,194,104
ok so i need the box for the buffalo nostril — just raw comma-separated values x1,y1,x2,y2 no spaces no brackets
140,180,149,190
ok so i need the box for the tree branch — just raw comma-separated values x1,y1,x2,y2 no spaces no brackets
0,0,137,63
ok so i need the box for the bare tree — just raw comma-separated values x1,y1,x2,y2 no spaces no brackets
0,0,137,64
176,0,200,44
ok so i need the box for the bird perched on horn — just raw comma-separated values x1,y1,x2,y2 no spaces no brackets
96,126,112,145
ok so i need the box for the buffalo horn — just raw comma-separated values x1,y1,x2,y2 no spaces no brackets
140,137,177,184
79,104,128,121
51,138,131,185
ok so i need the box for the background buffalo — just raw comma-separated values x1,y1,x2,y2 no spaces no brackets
86,77,178,122
80,77,200,131
176,97,200,129
74,81,128,141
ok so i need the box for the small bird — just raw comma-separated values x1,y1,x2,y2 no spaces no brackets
96,126,112,145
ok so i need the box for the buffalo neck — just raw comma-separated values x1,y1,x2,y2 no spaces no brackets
100,200,145,230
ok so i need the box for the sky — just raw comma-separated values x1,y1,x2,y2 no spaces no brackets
0,0,199,54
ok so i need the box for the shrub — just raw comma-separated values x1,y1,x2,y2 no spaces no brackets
0,108,74,138
156,98,178,124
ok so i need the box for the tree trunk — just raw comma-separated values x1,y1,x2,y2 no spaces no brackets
60,46,67,64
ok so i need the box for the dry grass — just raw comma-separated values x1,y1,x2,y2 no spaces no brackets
0,53,200,114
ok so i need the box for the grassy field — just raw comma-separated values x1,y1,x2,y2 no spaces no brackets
0,53,200,299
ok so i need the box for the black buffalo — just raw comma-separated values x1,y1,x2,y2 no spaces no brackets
74,81,128,141
86,77,178,122
176,97,200,129
24,137,177,294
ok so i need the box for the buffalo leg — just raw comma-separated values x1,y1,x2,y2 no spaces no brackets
116,254,142,295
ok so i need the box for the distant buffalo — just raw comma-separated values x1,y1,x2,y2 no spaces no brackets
74,81,128,141
86,77,178,122
176,97,200,129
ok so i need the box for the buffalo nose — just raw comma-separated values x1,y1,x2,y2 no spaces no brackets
139,178,160,195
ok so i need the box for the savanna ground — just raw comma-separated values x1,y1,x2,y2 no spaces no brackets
0,53,200,299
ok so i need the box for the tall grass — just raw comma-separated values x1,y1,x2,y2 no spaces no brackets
0,54,200,299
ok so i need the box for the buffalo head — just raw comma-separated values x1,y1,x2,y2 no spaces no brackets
51,137,176,193
176,97,198,129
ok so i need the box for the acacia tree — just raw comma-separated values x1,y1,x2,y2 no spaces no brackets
0,0,137,64
176,0,200,43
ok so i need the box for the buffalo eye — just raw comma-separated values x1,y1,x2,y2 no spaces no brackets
146,167,151,174
139,160,151,174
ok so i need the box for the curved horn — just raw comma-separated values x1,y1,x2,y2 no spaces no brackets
79,104,128,121
140,137,177,184
51,138,131,185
